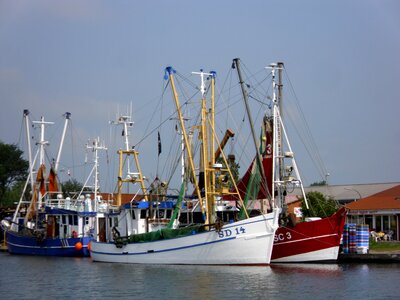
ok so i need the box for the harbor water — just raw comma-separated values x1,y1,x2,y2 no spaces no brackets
0,252,399,299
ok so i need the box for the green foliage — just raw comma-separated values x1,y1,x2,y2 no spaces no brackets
61,178,84,197
0,141,29,206
369,241,400,252
300,191,338,219
1,181,29,207
310,180,327,186
216,156,240,189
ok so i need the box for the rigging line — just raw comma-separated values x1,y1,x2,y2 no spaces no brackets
282,102,325,180
283,68,329,178
222,66,234,133
17,113,25,148
164,137,182,186
137,80,169,151
158,121,178,180
156,82,167,176
133,79,198,148
283,69,326,168
230,68,270,169
176,70,199,91
280,69,326,176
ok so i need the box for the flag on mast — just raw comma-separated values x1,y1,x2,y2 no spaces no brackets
158,131,162,156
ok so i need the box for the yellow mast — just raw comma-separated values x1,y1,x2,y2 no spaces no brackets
167,67,249,225
165,67,205,216
116,149,148,206
208,73,216,225
194,70,217,226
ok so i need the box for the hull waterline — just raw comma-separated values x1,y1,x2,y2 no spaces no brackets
91,211,279,265
271,207,347,263
6,231,90,257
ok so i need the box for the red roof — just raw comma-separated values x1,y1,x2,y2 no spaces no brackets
345,184,400,210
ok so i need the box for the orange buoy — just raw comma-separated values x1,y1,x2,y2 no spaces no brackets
87,242,91,251
75,241,83,251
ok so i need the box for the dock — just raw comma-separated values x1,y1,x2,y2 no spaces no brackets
338,252,400,263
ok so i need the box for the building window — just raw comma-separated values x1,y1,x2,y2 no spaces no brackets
365,215,373,230
375,216,382,232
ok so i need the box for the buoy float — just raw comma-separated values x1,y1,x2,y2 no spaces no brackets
87,242,91,251
75,241,83,251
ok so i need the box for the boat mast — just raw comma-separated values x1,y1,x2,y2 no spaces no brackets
32,116,54,208
165,67,205,217
23,110,35,192
192,69,216,226
12,110,36,229
277,63,284,191
85,138,107,210
233,58,272,210
54,112,71,174
269,63,284,210
269,63,309,210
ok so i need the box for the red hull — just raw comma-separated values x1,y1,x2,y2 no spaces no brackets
271,207,347,262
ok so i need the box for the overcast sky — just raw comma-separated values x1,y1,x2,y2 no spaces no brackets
0,0,399,190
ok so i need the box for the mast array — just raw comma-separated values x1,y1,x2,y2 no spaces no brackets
165,66,248,226
268,62,309,212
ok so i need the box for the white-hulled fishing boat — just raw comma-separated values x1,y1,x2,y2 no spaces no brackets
90,67,279,265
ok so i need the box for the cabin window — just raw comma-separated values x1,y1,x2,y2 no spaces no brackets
157,210,165,218
62,215,66,224
166,209,172,219
68,215,73,225
85,217,89,225
131,210,136,220
73,215,78,225
140,210,147,219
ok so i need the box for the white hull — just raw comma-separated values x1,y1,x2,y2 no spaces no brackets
271,246,339,263
91,210,279,265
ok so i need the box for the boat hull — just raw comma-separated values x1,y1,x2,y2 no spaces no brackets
90,210,279,265
271,207,347,263
6,230,90,257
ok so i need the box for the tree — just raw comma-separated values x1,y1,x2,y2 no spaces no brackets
1,180,30,207
216,155,240,189
300,191,338,219
0,142,29,206
310,180,327,186
61,178,84,197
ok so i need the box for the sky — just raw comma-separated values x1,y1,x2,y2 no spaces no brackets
0,0,399,192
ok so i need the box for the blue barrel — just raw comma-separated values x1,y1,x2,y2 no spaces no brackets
343,224,350,254
356,224,369,254
348,223,357,254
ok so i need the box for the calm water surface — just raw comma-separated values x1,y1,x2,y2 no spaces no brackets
1,252,399,299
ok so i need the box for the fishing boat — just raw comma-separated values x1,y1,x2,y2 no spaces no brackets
1,110,108,256
232,59,347,263
89,67,280,265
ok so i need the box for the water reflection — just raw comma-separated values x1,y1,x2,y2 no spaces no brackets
1,253,399,300
271,263,342,275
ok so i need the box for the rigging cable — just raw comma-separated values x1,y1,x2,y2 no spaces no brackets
283,67,329,182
